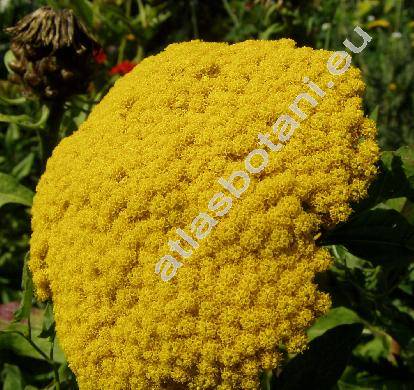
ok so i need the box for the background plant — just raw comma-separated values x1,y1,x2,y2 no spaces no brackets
0,0,413,389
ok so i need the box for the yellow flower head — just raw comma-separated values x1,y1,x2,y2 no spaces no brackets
30,40,378,389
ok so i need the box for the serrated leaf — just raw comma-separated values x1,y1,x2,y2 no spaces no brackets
318,209,414,266
271,324,364,390
0,172,34,208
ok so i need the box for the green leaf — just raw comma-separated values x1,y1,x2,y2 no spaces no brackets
381,146,414,193
384,0,398,13
11,153,35,181
379,197,407,213
26,104,50,130
45,0,59,8
4,50,16,74
353,333,391,364
71,0,94,27
58,363,79,389
260,370,273,390
0,172,34,208
258,23,284,40
307,307,361,340
0,322,66,363
369,105,379,121
38,303,55,340
395,146,414,180
0,95,27,106
356,146,414,211
318,209,414,266
271,324,364,390
400,200,414,225
376,303,414,347
13,254,34,322
0,105,49,130
1,364,25,390
5,123,20,152
339,365,414,389
0,113,32,125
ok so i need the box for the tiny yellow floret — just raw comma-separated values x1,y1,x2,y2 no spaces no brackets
30,40,379,389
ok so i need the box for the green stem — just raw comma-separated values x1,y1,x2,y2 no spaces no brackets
137,0,147,28
2,330,50,361
134,45,144,63
53,367,61,390
118,0,132,63
27,314,32,341
324,25,331,50
222,0,239,27
396,0,403,32
50,333,54,360
38,101,65,172
50,334,61,390
117,38,127,64
0,329,61,388
190,0,199,39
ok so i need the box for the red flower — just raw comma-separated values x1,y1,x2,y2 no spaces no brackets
109,60,137,76
93,48,107,64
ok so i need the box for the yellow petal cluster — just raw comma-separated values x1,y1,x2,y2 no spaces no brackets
30,39,378,389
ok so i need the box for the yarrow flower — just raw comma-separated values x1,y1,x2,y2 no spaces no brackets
30,40,379,389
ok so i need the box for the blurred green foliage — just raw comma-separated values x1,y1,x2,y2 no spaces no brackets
0,0,413,389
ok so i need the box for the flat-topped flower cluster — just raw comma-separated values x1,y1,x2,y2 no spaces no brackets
30,36,378,389
156,27,374,282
